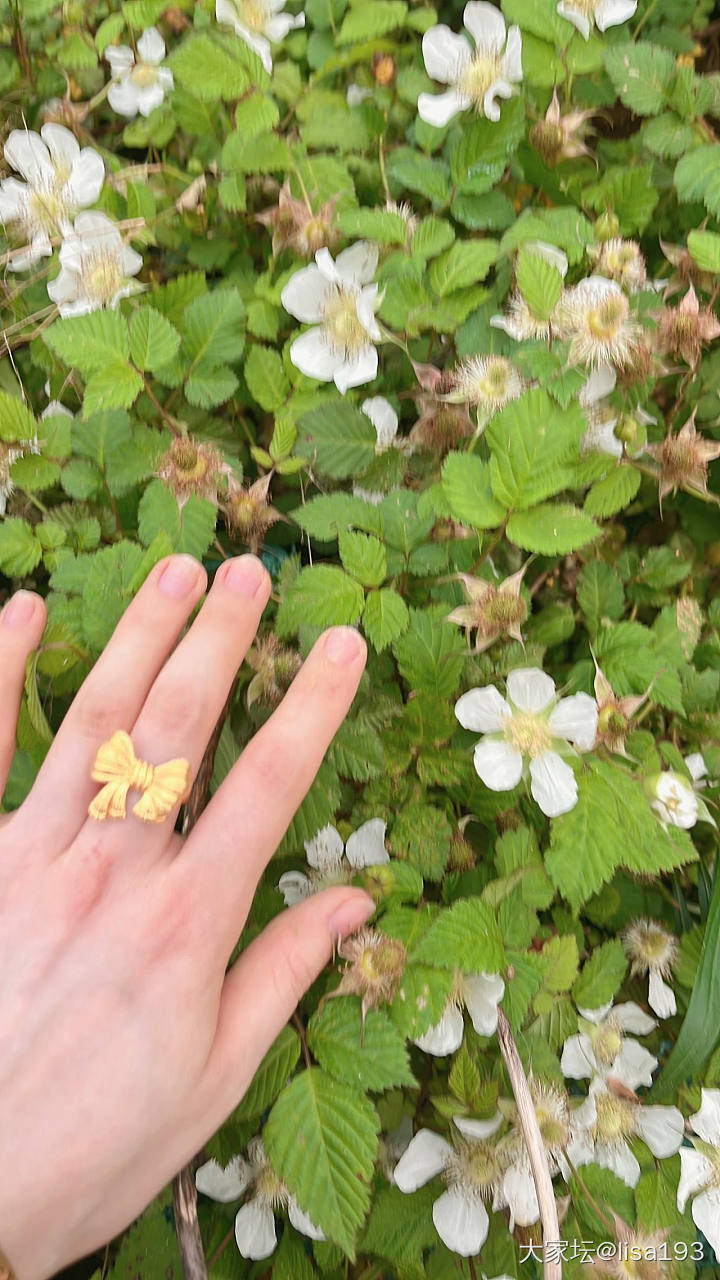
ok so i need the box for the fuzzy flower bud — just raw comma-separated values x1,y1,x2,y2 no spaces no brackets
654,283,720,367
246,633,302,709
223,473,282,552
529,89,594,165
646,413,720,506
156,435,229,509
328,928,406,1035
256,181,339,259
447,568,527,654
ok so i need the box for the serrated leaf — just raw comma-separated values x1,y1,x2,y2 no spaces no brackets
296,402,377,479
393,606,464,698
328,720,384,781
389,962,455,1038
486,388,585,510
584,464,641,518
81,541,147,651
10,454,60,492
129,307,181,373
688,228,720,273
244,344,290,411
605,42,674,116
428,240,498,296
336,207,410,245
185,365,239,409
264,1068,379,1258
275,565,365,636
573,939,627,1009
516,247,563,322
441,452,506,530
168,32,252,102
411,897,505,972
386,147,451,205
290,494,383,541
137,482,216,559
105,1191,181,1280
576,560,624,629
308,999,415,1091
338,529,386,587
0,518,42,575
45,310,129,376
235,1025,301,1119
507,503,600,555
0,390,36,443
82,362,143,417
337,0,407,42
362,588,409,652
183,287,246,369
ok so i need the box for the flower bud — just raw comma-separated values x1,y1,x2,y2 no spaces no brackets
613,413,647,453
594,210,621,241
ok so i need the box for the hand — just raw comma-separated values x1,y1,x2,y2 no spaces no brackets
0,553,374,1280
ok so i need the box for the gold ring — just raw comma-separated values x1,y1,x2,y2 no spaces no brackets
88,730,192,824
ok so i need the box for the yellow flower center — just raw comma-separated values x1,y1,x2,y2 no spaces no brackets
238,0,271,31
592,1016,623,1068
504,711,552,758
82,250,125,304
448,1138,502,1197
29,185,67,233
130,62,158,88
587,294,628,340
323,287,368,355
593,1092,635,1144
459,49,504,104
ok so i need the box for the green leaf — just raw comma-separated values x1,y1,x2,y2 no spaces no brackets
81,541,147,651
82,362,143,417
183,287,246,369
168,32,252,102
507,503,600,555
328,719,384,781
390,803,453,881
411,897,505,972
244,344,290,412
235,1025,301,1119
393,606,464,698
535,935,579,996
688,229,720,273
605,42,674,116
0,390,36,443
296,402,377,479
515,247,563,322
573,939,628,1010
290,494,383,541
389,962,455,1038
584,464,641,518
442,452,506,530
276,565,365,636
386,147,451,205
45,310,129,376
184,365,239,409
337,0,407,42
10,454,60,492
576,560,624,630
411,216,455,260
105,1191,181,1280
0,518,42,575
486,388,585,510
129,307,181,373
264,1068,379,1258
338,529,386,587
336,207,410,245
655,870,720,1099
308,999,415,1091
362,588,409,652
428,240,499,296
137,482,216,559
361,1185,438,1277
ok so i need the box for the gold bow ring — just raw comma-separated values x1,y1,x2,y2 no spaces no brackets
88,730,192,824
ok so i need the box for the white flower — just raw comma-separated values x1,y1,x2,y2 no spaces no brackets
281,243,382,394
442,355,523,415
413,972,504,1055
347,83,372,107
361,397,412,455
648,771,698,830
105,28,174,119
47,211,143,317
567,1078,684,1189
495,1081,574,1229
195,1139,324,1261
590,238,647,293
418,1,522,128
278,818,388,906
555,275,641,370
560,999,658,1090
686,751,708,784
0,124,104,271
622,918,678,1019
677,1088,720,1262
579,364,654,458
215,0,305,74
394,1114,504,1255
557,0,638,41
455,667,598,818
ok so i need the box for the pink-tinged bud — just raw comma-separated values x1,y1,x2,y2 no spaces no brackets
156,435,230,509
222,472,283,551
654,283,720,367
646,412,720,506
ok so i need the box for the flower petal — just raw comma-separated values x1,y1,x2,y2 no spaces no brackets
334,241,379,286
507,667,556,713
432,1188,489,1256
453,1110,503,1139
40,123,79,168
106,44,135,74
455,685,511,733
418,88,468,128
635,1105,684,1158
355,285,383,341
287,1196,326,1240
686,751,707,782
0,178,28,224
556,1,591,38
503,1161,540,1228
393,1129,453,1191
580,364,617,406
362,396,398,447
277,870,312,906
529,751,577,817
595,0,638,30
502,24,523,81
614,1002,657,1035
413,1005,464,1056
281,264,328,323
289,328,343,382
195,1156,251,1202
548,693,598,750
137,25,166,63
689,1088,720,1146
345,817,389,868
334,344,378,394
234,1200,277,1260
677,1147,714,1211
65,148,105,208
462,2,506,51
610,1038,658,1091
108,79,142,118
463,972,504,1036
561,1033,597,1080
422,25,472,83
483,78,513,123
595,1139,640,1188
304,824,344,871
692,1188,720,1263
648,970,676,1018
473,738,523,791
4,129,52,186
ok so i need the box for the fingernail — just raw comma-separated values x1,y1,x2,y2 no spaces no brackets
327,893,375,940
158,555,201,599
223,555,267,599
324,626,365,665
2,591,36,629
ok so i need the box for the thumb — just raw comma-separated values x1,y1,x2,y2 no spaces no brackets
0,591,47,804
198,887,376,1122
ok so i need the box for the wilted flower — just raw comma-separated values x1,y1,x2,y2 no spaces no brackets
278,819,388,906
677,1088,720,1262
394,1114,505,1255
446,568,527,653
246,633,302,709
593,662,648,753
654,283,720,367
361,397,412,455
281,243,382,394
567,1077,684,1189
646,413,720,506
587,1216,672,1280
195,1137,324,1261
0,124,104,271
329,927,406,1032
560,999,658,1091
455,667,598,818
557,0,638,41
256,181,339,258
215,0,305,74
644,761,717,830
155,435,230,509
442,355,523,417
588,238,647,293
622,918,678,1019
555,276,641,370
413,971,504,1055
222,472,282,551
105,28,174,118
409,392,472,456
529,89,594,164
418,2,522,128
47,210,143,316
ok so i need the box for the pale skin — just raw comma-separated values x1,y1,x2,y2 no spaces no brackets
0,551,375,1280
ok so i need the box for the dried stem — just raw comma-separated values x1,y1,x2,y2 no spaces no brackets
496,1011,561,1280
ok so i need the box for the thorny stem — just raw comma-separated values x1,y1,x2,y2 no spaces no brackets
496,1011,561,1280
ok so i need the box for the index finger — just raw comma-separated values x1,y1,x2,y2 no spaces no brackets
171,625,367,944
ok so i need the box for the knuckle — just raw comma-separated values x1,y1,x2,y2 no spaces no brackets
73,694,131,743
143,681,200,739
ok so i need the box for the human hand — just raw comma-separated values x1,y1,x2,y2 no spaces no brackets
0,553,375,1280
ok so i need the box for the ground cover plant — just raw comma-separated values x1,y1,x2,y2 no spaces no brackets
3,0,720,1274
